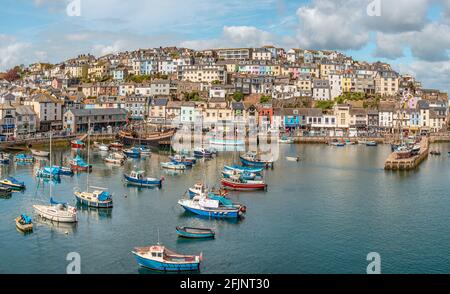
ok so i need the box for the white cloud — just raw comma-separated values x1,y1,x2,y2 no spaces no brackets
0,35,30,70
295,0,369,50
397,60,450,93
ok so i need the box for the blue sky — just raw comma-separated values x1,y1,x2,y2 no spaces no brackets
1,0,449,92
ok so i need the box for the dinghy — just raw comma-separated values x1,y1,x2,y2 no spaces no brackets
30,149,50,157
15,214,33,232
176,227,215,239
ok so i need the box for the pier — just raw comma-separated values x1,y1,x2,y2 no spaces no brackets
384,138,429,171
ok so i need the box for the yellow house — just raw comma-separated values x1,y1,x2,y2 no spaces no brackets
342,75,353,93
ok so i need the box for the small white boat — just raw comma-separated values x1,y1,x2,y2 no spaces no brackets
278,136,294,144
30,149,50,157
74,187,113,208
33,198,77,223
161,162,186,170
104,153,125,165
98,144,109,151
286,156,300,162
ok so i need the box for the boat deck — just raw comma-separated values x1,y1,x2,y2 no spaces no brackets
384,138,429,171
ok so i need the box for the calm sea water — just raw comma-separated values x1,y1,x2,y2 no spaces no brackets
1,143,450,274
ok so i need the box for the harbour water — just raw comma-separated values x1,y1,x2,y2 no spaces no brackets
1,143,450,274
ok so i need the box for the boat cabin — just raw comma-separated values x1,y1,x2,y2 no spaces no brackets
130,171,145,179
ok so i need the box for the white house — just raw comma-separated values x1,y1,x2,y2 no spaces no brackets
328,73,343,99
312,79,331,101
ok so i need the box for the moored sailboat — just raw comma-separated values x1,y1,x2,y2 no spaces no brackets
33,198,78,223
74,188,113,208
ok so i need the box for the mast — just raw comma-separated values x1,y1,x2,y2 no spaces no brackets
49,131,52,200
87,118,90,192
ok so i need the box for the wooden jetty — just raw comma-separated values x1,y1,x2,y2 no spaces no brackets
384,138,429,171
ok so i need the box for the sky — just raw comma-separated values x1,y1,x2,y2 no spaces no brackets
0,0,449,92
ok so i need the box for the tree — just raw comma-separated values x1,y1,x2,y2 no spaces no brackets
260,94,272,104
4,67,20,82
315,100,335,111
185,91,202,101
233,91,244,102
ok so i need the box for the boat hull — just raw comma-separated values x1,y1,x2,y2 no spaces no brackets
221,179,267,191
15,217,33,232
119,130,175,147
176,227,215,239
132,253,200,272
179,203,240,219
33,205,77,223
74,194,113,208
71,142,84,149
123,151,140,158
123,174,162,187
31,149,50,157
70,164,92,172
194,151,213,158
0,182,25,190
239,156,272,168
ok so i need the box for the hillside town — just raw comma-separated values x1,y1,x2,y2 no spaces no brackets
0,46,449,141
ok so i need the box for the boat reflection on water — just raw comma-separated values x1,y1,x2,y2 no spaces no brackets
209,144,246,152
35,215,78,235
76,204,113,220
137,266,200,275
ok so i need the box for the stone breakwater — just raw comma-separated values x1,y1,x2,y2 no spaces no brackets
384,138,429,171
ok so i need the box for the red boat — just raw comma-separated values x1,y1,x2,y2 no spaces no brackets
109,142,124,150
71,140,85,149
221,178,267,191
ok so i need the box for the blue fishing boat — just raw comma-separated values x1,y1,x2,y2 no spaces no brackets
178,194,246,219
366,141,378,147
222,169,257,180
0,177,25,190
14,154,34,163
193,148,213,158
124,170,164,187
138,146,152,156
176,227,215,239
169,155,195,167
123,147,141,158
132,245,201,272
223,165,264,174
239,152,274,168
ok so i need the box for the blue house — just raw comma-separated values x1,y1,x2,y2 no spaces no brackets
283,108,303,129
